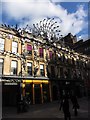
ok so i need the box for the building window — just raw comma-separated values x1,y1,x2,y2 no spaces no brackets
40,64,45,76
27,62,32,76
39,48,43,58
0,59,3,75
49,51,52,59
12,41,18,54
51,66,55,77
27,44,32,55
0,38,4,51
11,61,17,75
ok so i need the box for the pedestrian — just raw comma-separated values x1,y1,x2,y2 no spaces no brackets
71,95,80,116
59,95,71,120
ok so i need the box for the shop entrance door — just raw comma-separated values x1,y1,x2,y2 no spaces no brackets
34,84,41,104
25,84,33,104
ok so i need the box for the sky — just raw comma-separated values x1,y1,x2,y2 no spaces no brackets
0,0,89,41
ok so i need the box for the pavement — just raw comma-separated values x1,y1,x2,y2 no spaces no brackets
2,97,89,119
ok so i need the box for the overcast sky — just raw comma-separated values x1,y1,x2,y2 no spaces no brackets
0,0,89,41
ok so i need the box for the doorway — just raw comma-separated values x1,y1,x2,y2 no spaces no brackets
34,84,41,104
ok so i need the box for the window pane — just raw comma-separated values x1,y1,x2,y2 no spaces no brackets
40,64,44,69
39,48,43,58
12,41,17,53
11,61,17,68
27,44,32,55
11,61,17,75
27,62,32,76
0,59,3,63
0,59,3,75
39,48,43,53
0,38,4,51
27,44,32,51
40,64,44,76
12,42,17,47
27,63,32,67
49,51,52,59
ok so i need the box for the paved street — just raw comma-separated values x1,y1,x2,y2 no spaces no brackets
2,97,88,119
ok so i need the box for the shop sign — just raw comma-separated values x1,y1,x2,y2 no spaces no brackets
4,82,18,85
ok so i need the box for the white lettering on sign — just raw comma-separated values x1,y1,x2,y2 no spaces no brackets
4,83,18,85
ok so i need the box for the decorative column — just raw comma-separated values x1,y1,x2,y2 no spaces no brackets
22,81,25,97
32,83,35,104
40,83,43,104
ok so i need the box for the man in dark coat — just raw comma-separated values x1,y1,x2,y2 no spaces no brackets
60,95,71,120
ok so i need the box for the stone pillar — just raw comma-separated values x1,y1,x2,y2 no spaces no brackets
40,83,43,104
32,83,35,104
22,81,25,97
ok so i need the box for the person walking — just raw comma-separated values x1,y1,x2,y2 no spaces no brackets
59,95,71,120
71,95,80,116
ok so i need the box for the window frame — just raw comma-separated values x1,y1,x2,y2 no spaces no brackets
39,48,44,58
12,41,18,54
27,62,32,76
27,44,32,55
49,50,52,59
0,38,5,52
0,59,3,75
11,60,17,75
40,64,45,76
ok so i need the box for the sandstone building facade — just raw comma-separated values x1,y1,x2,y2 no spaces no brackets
0,25,90,106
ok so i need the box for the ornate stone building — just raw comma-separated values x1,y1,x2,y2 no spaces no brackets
0,25,90,106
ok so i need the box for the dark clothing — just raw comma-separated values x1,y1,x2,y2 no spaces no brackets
71,95,80,116
60,97,71,120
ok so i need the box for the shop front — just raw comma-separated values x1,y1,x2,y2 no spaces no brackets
2,81,21,106
2,76,52,106
23,80,52,104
